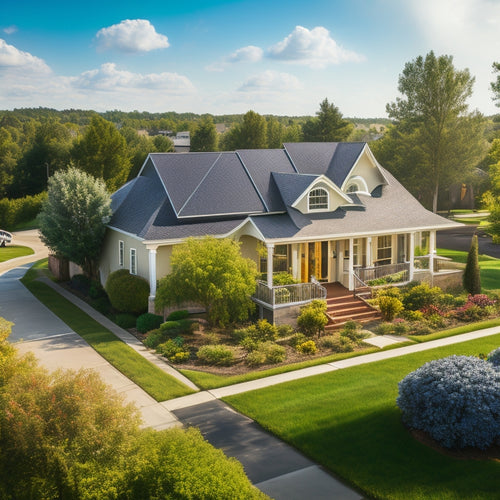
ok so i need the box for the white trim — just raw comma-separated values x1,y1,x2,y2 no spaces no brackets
345,175,369,194
118,240,124,267
340,144,389,191
107,226,145,242
291,174,353,211
308,187,329,211
130,248,137,275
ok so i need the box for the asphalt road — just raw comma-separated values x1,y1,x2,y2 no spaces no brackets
437,225,500,258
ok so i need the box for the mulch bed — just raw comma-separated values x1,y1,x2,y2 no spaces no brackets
410,428,500,462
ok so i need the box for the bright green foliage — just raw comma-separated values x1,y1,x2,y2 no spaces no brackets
38,167,111,278
105,269,150,314
492,62,500,107
191,116,218,152
463,234,482,295
0,192,46,229
166,309,190,321
155,237,258,326
296,339,318,354
373,51,486,212
220,110,268,150
402,282,443,311
273,271,299,285
297,299,329,337
196,344,235,366
72,115,131,191
0,128,20,198
378,295,404,321
302,98,353,142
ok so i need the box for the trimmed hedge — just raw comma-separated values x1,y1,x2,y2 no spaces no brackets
0,192,46,229
397,355,500,450
105,269,150,314
136,313,164,333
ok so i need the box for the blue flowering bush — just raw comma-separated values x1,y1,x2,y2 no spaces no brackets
397,355,500,449
487,347,500,368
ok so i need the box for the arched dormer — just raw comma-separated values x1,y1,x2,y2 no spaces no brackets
345,175,369,195
308,187,329,211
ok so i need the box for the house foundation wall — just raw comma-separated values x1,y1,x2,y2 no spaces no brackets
258,303,302,327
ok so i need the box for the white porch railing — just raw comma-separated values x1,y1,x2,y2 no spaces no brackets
355,262,410,284
253,280,327,308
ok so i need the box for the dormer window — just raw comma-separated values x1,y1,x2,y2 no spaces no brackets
308,188,329,211
346,183,359,193
345,175,369,195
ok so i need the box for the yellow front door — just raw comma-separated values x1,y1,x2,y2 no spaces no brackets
302,242,329,282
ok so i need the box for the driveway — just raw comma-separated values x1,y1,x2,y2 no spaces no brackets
438,225,500,258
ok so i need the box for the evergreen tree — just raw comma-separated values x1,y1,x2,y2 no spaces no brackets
191,116,218,152
463,234,481,295
302,98,353,142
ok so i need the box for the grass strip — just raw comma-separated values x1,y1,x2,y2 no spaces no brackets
21,265,194,401
225,333,500,500
0,245,34,263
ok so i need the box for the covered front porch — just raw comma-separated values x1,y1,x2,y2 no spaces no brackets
252,230,462,321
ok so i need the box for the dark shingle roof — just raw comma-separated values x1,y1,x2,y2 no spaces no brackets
109,144,459,242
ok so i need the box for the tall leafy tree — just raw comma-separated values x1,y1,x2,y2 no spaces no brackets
219,110,267,150
155,237,258,326
72,115,131,191
38,167,112,278
191,116,218,152
0,128,20,198
492,62,500,107
302,98,353,142
377,51,486,212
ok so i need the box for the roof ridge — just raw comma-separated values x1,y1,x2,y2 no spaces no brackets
236,151,270,212
177,152,222,215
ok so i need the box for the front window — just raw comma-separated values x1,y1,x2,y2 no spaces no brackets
377,236,392,265
119,240,124,267
308,188,329,211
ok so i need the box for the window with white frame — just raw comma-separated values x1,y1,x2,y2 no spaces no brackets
308,188,329,211
130,248,137,275
119,240,124,267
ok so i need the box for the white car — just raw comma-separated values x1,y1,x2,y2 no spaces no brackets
0,230,12,247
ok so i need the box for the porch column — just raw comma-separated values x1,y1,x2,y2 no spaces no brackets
147,246,158,300
409,232,415,281
291,244,299,281
429,230,436,274
348,238,354,290
266,243,274,287
366,237,372,267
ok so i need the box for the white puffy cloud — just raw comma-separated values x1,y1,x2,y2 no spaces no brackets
206,45,263,71
267,26,364,68
0,38,51,74
95,19,169,53
72,63,194,92
238,70,302,92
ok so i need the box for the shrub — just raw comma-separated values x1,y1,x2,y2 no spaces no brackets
159,319,195,336
402,283,442,311
143,329,163,348
166,310,190,321
378,295,404,321
374,322,395,336
392,319,410,336
202,332,220,345
89,281,107,300
401,309,424,322
274,287,291,303
136,313,164,333
409,323,433,336
0,192,46,229
113,313,137,329
340,323,367,343
277,324,295,338
235,319,278,346
463,234,481,295
320,334,354,352
170,351,191,363
296,340,317,354
297,300,328,337
196,345,235,366
272,272,299,285
157,338,185,359
376,287,402,299
487,347,500,368
245,342,286,366
288,332,307,348
466,294,496,308
239,336,259,352
397,355,500,449
453,303,487,322
90,296,111,315
105,269,150,314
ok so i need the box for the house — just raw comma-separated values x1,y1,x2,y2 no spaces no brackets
99,142,462,323
173,131,190,153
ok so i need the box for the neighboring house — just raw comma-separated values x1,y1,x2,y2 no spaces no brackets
173,131,190,153
99,142,461,322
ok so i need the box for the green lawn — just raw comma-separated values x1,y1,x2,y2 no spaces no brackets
21,261,195,401
225,334,500,500
438,247,500,292
0,245,34,263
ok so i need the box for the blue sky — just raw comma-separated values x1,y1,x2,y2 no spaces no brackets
1,0,499,117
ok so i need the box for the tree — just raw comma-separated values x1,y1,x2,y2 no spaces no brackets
38,167,112,279
302,98,353,142
381,51,486,212
191,116,218,152
492,62,500,107
463,234,481,295
72,115,131,191
0,128,20,198
155,237,258,326
219,110,267,150
0,319,264,499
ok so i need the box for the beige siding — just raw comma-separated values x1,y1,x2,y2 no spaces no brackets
345,151,385,193
156,245,173,278
239,235,259,263
295,181,348,213
99,229,147,285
